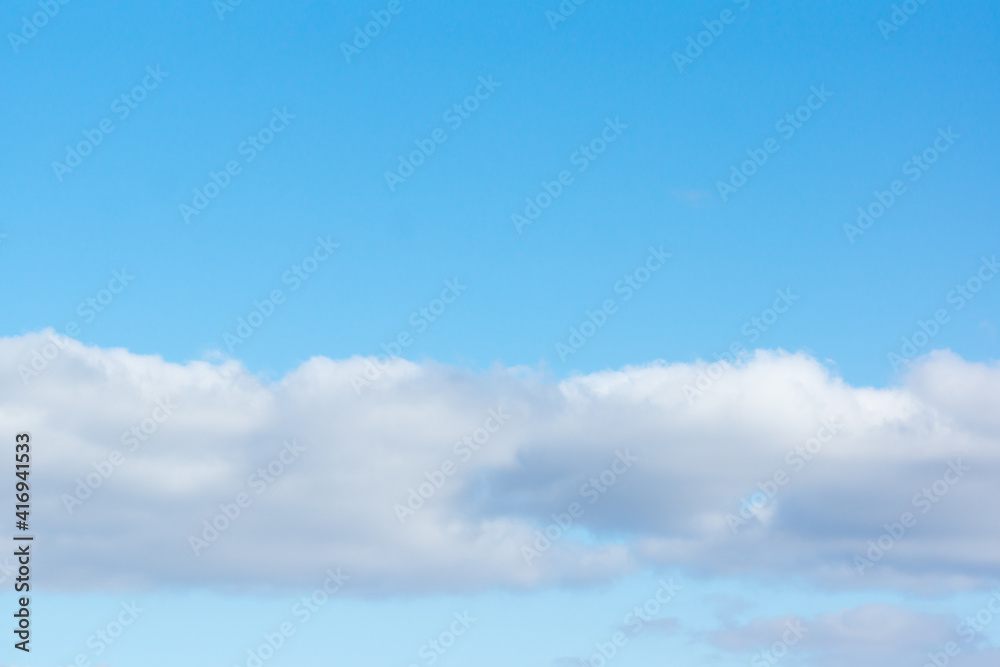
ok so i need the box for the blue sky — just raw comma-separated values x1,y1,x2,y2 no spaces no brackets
2,0,997,385
2,0,1000,665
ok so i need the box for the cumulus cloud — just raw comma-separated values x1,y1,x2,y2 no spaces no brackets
2,330,1000,595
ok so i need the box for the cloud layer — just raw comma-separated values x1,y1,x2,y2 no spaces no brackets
3,330,999,595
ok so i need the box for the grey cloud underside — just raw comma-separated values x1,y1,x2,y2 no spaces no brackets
3,330,999,595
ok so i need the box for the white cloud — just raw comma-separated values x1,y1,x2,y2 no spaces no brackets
3,331,1000,595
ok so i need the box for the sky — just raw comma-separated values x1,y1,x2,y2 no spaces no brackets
0,0,999,665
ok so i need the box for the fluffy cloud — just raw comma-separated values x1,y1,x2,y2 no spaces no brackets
3,330,999,595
